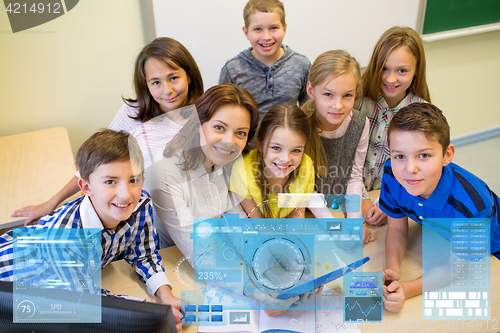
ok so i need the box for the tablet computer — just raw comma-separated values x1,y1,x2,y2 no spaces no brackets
277,256,370,299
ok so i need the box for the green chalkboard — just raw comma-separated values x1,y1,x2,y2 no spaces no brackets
423,0,500,35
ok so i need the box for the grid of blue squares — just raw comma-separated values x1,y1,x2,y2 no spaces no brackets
183,304,224,322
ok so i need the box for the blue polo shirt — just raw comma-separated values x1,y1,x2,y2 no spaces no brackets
379,160,500,260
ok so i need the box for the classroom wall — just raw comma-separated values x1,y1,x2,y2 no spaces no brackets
151,0,422,86
0,0,147,156
425,30,500,138
1,2,499,156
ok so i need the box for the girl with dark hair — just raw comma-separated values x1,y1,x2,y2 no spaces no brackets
150,83,259,251
13,37,203,224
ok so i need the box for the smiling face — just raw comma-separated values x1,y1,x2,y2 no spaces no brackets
199,104,251,170
79,160,144,230
381,46,417,109
261,126,305,180
145,57,190,113
242,11,287,67
389,130,454,199
307,73,357,132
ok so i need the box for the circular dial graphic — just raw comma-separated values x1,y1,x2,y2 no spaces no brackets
249,236,308,292
16,300,36,319
175,257,193,285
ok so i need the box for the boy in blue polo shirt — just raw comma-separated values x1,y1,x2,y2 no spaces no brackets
378,103,500,313
219,0,310,119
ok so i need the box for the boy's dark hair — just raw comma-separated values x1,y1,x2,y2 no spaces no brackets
76,129,144,181
243,0,285,29
388,103,450,155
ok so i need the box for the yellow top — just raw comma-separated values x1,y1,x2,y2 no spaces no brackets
230,149,315,218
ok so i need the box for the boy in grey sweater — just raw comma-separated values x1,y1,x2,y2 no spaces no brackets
219,0,310,119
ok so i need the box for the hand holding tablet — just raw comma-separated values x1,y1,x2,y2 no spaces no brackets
277,257,370,299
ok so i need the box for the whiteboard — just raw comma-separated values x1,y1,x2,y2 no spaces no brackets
152,0,421,89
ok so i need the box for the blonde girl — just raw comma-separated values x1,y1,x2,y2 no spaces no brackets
230,102,315,218
359,26,430,226
303,50,373,243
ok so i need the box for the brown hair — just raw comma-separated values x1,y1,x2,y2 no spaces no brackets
76,129,143,181
243,0,286,28
362,26,430,103
302,50,362,177
256,102,310,218
124,37,204,122
164,83,259,170
388,102,450,154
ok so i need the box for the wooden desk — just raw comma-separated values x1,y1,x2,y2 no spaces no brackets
102,224,500,333
102,246,199,333
361,223,500,332
0,127,76,229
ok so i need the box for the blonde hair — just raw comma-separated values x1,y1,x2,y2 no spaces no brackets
243,0,285,29
362,26,430,102
256,103,310,218
302,50,362,177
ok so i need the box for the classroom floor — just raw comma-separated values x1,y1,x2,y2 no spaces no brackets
452,135,500,194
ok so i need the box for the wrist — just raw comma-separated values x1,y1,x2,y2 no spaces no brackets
400,278,422,300
156,284,174,302
47,196,61,209
400,281,408,299
384,267,401,282
385,264,400,275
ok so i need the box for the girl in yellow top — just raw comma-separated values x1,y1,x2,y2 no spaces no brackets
230,102,314,218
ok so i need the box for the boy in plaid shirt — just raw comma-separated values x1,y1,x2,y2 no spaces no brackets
0,129,181,330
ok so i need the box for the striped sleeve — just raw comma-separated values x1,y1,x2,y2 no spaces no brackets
124,199,170,296
0,197,84,282
108,103,142,134
0,229,15,281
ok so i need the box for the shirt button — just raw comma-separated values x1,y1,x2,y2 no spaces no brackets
378,136,381,139
419,216,423,220
374,153,377,156
418,203,423,207
268,85,272,89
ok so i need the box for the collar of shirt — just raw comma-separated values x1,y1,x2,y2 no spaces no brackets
79,194,145,230
80,195,104,230
242,45,293,70
318,110,353,139
411,165,452,211
182,153,226,181
377,92,416,111
376,94,390,110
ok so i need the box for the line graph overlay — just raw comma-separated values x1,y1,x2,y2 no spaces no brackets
344,297,382,322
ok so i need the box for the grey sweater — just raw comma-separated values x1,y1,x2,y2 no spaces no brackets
219,46,310,119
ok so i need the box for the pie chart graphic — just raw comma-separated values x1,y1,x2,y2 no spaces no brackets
247,236,309,293
5,0,80,33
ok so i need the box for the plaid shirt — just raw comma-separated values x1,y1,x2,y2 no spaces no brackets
0,190,169,296
358,93,426,193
